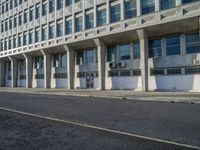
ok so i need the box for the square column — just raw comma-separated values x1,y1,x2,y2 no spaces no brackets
94,38,106,90
63,45,75,90
8,57,18,88
137,29,149,91
0,60,5,87
23,53,33,88
41,50,51,89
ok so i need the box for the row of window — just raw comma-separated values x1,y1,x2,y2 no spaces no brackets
150,66,200,75
108,69,141,77
0,0,197,35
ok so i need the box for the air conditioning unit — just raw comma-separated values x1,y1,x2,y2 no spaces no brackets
193,59,200,66
118,62,126,68
109,62,116,68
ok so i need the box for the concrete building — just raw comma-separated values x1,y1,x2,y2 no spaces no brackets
0,0,199,91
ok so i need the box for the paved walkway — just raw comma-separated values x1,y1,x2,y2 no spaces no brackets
0,87,200,103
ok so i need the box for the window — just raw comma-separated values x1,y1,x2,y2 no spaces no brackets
124,0,137,19
57,21,63,37
9,37,12,49
29,30,34,44
1,22,4,32
57,0,63,10
66,19,72,34
19,0,23,5
66,0,72,6
35,4,41,19
107,47,116,62
35,28,41,43
10,0,13,10
142,0,155,15
4,38,8,50
29,7,34,21
166,35,180,56
18,35,23,47
24,10,28,23
77,50,84,65
86,13,94,29
86,49,94,64
182,0,199,4
53,54,59,67
13,35,17,48
1,40,4,51
14,16,17,27
97,9,106,26
110,5,121,23
160,0,175,10
149,39,162,58
75,16,82,32
150,69,164,75
49,0,55,13
49,24,55,39
14,0,18,7
119,44,130,60
60,53,67,67
42,26,48,41
23,32,28,45
5,19,8,31
186,32,200,54
9,18,13,29
18,13,23,26
35,56,44,69
133,42,140,59
6,0,9,12
42,2,48,16
167,68,181,75
185,67,200,74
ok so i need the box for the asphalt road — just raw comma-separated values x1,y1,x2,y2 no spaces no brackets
0,92,199,150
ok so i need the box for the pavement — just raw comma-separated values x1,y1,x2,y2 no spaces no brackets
0,92,199,150
0,87,200,103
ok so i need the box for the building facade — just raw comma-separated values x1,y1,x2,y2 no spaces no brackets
0,0,199,91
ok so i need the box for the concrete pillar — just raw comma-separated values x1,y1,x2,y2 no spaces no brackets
155,0,160,12
106,0,110,24
136,0,141,16
63,45,75,90
94,38,106,90
176,0,182,6
120,0,124,21
0,60,5,87
41,50,51,88
23,53,33,88
137,29,148,91
8,56,17,88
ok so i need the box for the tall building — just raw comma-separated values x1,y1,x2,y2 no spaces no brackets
0,0,199,91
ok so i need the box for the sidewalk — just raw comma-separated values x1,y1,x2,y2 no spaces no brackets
0,87,200,103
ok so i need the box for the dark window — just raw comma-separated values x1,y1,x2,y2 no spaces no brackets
182,0,199,4
149,39,162,58
119,44,130,60
97,9,106,26
142,0,155,15
160,0,175,10
150,69,164,75
185,67,200,74
107,46,116,62
110,5,121,23
86,49,94,64
86,13,94,29
166,36,180,56
133,42,140,59
186,32,200,54
124,0,137,19
77,50,84,65
167,68,182,75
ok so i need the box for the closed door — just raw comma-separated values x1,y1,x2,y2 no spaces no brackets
86,73,94,89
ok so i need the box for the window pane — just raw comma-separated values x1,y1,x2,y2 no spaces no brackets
186,32,200,54
75,16,82,32
149,39,161,57
110,5,121,23
160,0,175,10
119,44,130,60
182,0,199,4
166,36,180,56
97,9,106,26
77,50,84,65
86,49,94,64
142,0,155,15
133,42,140,59
86,13,94,29
124,0,137,19
107,46,116,62
66,20,72,34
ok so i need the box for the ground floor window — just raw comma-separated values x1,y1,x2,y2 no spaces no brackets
186,32,200,54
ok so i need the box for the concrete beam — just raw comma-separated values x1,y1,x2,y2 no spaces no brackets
137,29,148,91
94,38,106,90
63,45,75,90
8,56,18,88
23,53,33,88
40,50,51,89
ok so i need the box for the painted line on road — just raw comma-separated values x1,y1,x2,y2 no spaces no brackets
0,107,199,150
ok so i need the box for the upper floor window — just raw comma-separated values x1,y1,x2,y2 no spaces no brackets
149,39,162,58
97,9,106,26
142,0,155,15
57,21,63,37
24,11,28,23
42,2,48,16
14,16,17,27
124,0,137,19
86,49,95,64
66,19,72,35
86,13,94,29
42,26,48,41
75,16,82,32
119,44,130,60
133,42,140,59
35,28,41,43
18,13,23,26
10,0,13,10
110,5,121,23
186,32,200,54
57,0,63,10
23,33,28,46
19,0,23,5
29,7,34,21
107,46,116,62
18,35,23,47
49,0,55,13
166,35,180,56
14,0,18,7
35,4,41,19
35,56,44,69
29,30,34,44
49,24,55,39
160,0,175,10
66,0,72,6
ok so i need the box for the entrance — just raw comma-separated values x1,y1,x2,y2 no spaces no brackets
86,73,94,88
